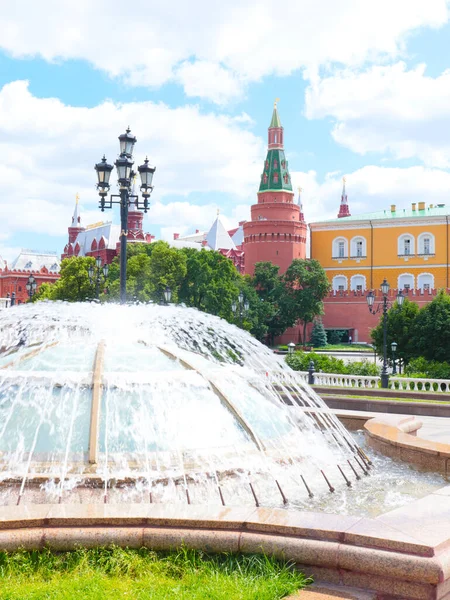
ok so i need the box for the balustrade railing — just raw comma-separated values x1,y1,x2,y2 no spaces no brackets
313,373,380,388
267,370,450,393
389,377,450,393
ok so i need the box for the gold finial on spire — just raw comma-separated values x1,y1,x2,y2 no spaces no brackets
274,97,280,108
298,186,303,194
75,192,80,204
343,176,346,184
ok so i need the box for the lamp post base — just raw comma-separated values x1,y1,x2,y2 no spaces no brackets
381,372,389,389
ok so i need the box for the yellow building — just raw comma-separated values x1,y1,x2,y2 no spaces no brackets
310,188,450,293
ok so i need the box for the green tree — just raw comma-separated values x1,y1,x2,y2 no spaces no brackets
283,259,330,345
411,290,450,362
147,241,187,303
370,297,420,366
34,256,96,302
309,318,327,347
179,248,239,318
251,262,295,345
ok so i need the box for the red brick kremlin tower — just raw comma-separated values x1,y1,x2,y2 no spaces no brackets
243,102,307,274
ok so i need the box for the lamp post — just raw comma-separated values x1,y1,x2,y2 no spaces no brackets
95,129,156,304
163,286,172,304
232,292,250,326
10,292,16,307
287,342,296,355
367,279,404,388
391,341,398,375
88,255,109,300
26,274,37,300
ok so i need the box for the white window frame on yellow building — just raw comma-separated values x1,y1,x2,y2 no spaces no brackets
417,272,434,292
332,237,348,261
417,232,435,258
350,274,366,292
332,274,348,292
397,233,415,258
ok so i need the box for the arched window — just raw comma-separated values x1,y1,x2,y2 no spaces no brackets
398,273,414,291
273,159,278,169
332,237,348,259
273,172,279,183
398,234,415,256
350,275,366,292
418,232,435,256
350,236,366,258
332,275,348,292
417,273,434,292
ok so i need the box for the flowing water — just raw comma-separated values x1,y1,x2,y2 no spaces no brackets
0,302,445,515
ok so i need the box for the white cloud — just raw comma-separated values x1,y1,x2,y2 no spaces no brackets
0,1,448,102
292,165,450,224
305,62,450,167
0,80,263,242
175,61,244,105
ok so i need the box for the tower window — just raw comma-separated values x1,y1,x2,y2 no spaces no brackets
273,172,279,183
273,159,278,169
274,133,277,143
263,173,268,184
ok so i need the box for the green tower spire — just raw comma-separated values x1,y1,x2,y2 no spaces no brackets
269,99,281,128
259,101,292,193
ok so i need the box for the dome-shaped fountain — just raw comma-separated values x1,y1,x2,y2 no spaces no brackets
0,302,371,508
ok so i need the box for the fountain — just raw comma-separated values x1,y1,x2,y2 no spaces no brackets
2,302,450,598
0,301,374,508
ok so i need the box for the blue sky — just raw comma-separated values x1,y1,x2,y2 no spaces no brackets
1,0,450,262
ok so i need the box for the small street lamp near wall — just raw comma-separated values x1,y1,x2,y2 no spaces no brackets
163,286,172,304
366,279,405,388
95,129,156,305
391,341,398,375
9,292,16,307
232,292,250,326
88,256,109,300
26,274,37,300
287,342,296,355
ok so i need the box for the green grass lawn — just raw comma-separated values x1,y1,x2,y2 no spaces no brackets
0,546,312,600
313,344,374,352
321,392,450,404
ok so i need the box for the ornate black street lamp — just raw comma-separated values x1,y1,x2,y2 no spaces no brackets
287,342,296,355
88,255,109,300
366,279,404,388
232,292,250,326
391,341,398,375
26,274,37,299
95,129,156,304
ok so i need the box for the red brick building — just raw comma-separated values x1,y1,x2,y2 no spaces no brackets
62,192,154,264
0,250,60,305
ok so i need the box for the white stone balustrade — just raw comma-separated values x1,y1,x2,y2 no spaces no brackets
268,370,450,393
389,376,450,393
313,372,380,388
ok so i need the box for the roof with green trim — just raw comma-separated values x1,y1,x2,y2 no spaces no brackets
312,204,450,224
258,148,293,193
